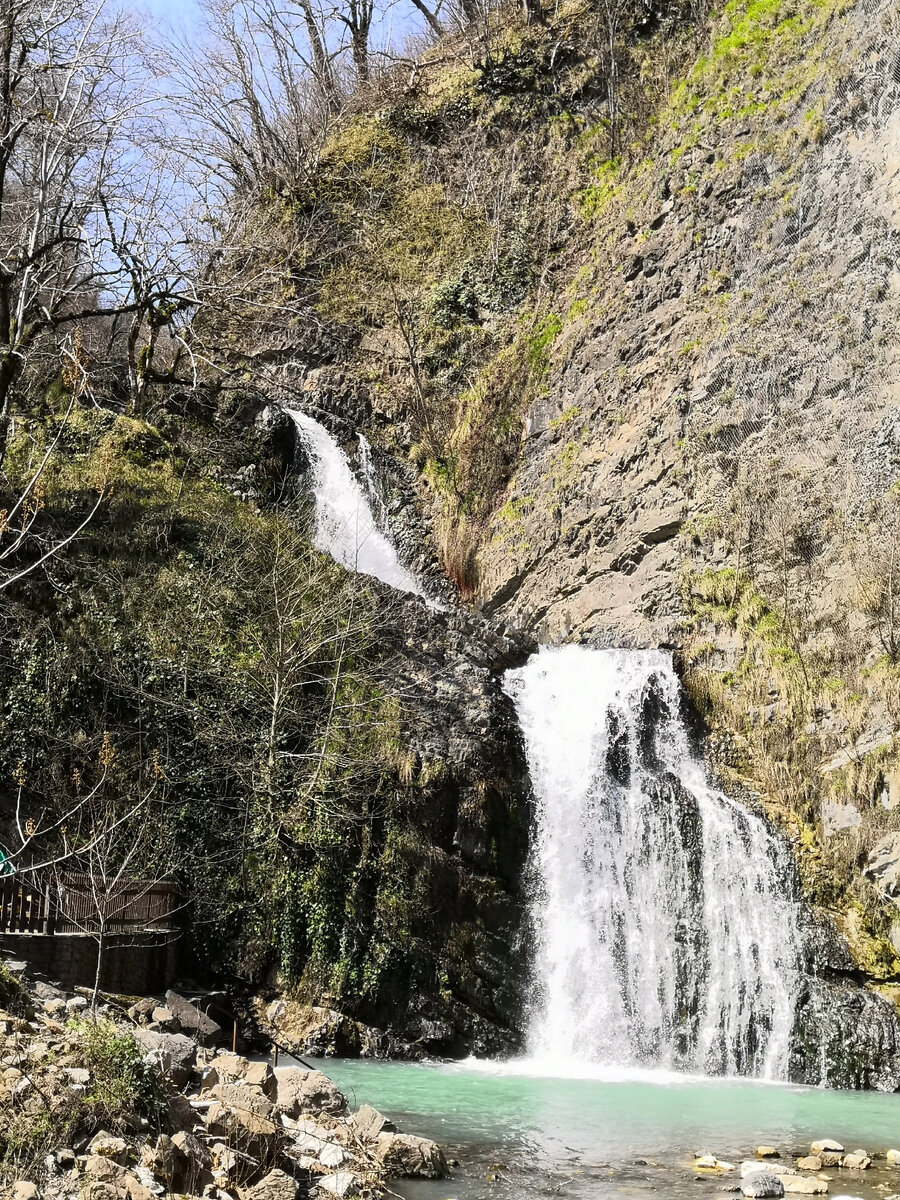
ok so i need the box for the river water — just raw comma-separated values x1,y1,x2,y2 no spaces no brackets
309,1056,900,1200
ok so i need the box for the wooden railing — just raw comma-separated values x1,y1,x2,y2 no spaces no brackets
0,873,179,936
0,875,52,933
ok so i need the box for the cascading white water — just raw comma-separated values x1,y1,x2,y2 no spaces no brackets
503,645,802,1080
357,433,389,529
288,409,430,601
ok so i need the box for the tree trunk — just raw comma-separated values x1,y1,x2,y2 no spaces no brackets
91,924,106,1011
408,0,444,36
351,29,369,83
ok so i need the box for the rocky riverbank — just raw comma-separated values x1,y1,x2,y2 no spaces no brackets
691,1140,900,1198
0,961,446,1199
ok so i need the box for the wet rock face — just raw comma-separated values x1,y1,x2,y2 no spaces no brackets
790,975,900,1091
790,910,900,1089
367,594,535,1056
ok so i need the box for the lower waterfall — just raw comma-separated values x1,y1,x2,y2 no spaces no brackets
503,645,802,1079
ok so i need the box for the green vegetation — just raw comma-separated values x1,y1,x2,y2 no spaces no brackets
0,1020,165,1183
682,556,900,979
0,962,28,1017
0,394,442,1008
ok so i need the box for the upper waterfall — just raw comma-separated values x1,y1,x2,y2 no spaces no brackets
503,645,802,1080
288,409,433,602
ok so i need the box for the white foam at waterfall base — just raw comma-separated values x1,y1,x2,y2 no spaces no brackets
288,409,431,601
503,645,802,1080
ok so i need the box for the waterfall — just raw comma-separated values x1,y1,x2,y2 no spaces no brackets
357,433,389,529
503,645,802,1080
288,409,431,601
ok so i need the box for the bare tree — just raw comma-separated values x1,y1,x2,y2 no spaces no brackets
165,0,339,195
0,2,191,449
334,0,375,83
0,380,106,594
51,786,174,1008
1,732,177,1008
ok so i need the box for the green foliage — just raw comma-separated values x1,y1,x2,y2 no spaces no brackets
73,1019,167,1129
314,115,488,330
0,406,397,988
671,0,849,134
0,1020,165,1187
579,157,622,219
525,313,562,380
0,962,29,1016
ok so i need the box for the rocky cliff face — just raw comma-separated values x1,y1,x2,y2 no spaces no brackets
466,0,900,1061
365,595,534,1056
241,0,900,1081
478,0,900,649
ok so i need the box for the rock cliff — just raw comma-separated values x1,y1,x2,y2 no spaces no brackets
279,0,900,1079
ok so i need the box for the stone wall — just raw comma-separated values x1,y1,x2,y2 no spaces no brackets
0,932,178,994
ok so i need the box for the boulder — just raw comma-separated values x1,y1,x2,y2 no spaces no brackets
209,1081,274,1119
164,991,222,1047
149,1007,179,1032
741,1175,784,1198
79,1185,120,1200
12,1183,40,1200
777,1175,828,1194
796,1157,822,1171
84,1155,121,1182
843,1151,871,1169
142,1134,179,1187
244,1059,278,1099
129,1167,163,1198
273,1066,346,1118
318,1143,346,1168
215,1100,282,1168
207,1052,250,1084
293,1118,343,1156
200,1100,230,1137
374,1132,446,1179
742,1162,769,1177
89,1135,129,1165
315,1174,359,1198
888,1148,900,1164
133,1030,197,1087
260,998,392,1058
211,1142,238,1173
245,1169,300,1200
350,1103,397,1142
165,1091,196,1131
758,1147,779,1158
171,1129,211,1170
810,1140,843,1154
122,1174,157,1200
127,998,157,1024
818,1153,842,1168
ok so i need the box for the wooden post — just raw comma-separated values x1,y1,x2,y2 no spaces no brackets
232,1020,238,1053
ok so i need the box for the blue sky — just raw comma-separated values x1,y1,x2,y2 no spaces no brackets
139,0,200,31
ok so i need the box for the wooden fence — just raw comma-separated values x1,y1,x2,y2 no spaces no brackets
0,875,51,933
0,873,179,936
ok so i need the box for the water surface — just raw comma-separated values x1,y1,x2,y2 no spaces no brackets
310,1057,900,1200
